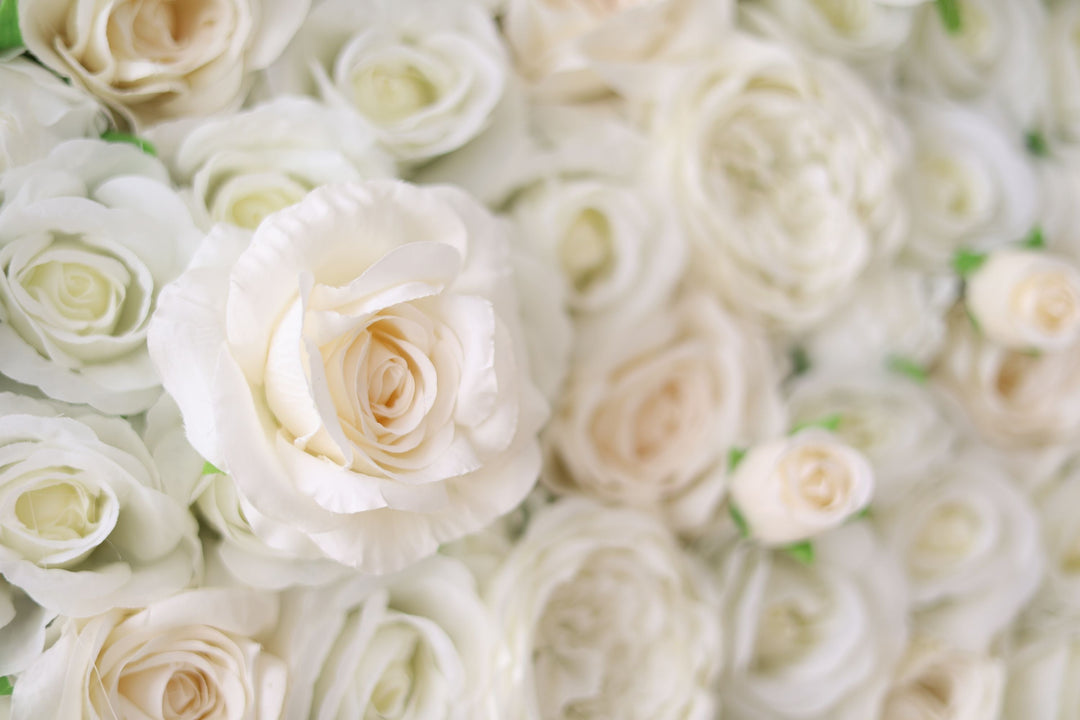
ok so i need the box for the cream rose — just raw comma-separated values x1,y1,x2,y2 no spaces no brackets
1003,625,1080,720
0,393,201,618
965,249,1080,351
19,0,309,128
715,524,908,720
273,555,497,719
0,139,200,414
1021,464,1080,632
10,588,285,720
268,0,506,162
901,99,1038,269
486,499,720,720
1046,2,1080,143
901,0,1046,130
936,306,1080,454
653,32,907,330
787,372,956,506
879,450,1042,652
882,639,1004,720
546,293,784,530
0,578,50,677
502,0,733,99
149,97,393,231
0,57,106,173
729,429,874,546
148,180,550,574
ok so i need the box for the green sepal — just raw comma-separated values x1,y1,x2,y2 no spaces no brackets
0,0,21,51
952,248,988,278
728,447,747,472
729,504,750,538
101,131,158,157
0,676,12,696
854,505,873,520
886,354,928,383
790,346,811,378
791,413,842,435
1025,131,1050,158
965,305,982,334
201,461,224,475
784,541,815,565
1020,226,1045,250
935,0,962,33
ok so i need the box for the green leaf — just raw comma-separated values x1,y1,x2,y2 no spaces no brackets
791,413,842,435
854,505,873,520
952,248,987,278
784,541,815,565
201,461,224,475
886,355,928,383
0,676,12,696
0,0,21,51
790,346,811,377
100,131,158,157
1021,226,1045,250
1026,131,1050,158
935,0,962,33
965,305,982,334
729,504,750,538
728,447,747,472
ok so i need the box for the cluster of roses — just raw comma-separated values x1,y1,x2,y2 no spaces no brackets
1,0,1080,718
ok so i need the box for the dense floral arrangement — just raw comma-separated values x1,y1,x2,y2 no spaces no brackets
0,0,1078,717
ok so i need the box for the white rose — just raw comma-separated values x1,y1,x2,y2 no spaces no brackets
149,181,550,574
883,639,1004,720
273,555,497,720
11,588,285,720
268,0,506,162
502,0,733,99
196,472,352,590
487,498,720,720
741,0,925,61
787,371,956,507
879,449,1042,652
729,429,874,546
1003,625,1080,720
546,293,785,530
802,266,956,373
510,176,686,330
1046,2,1080,143
0,57,106,173
716,523,908,720
148,97,394,231
901,99,1038,269
901,0,1046,130
0,393,201,617
654,33,907,330
0,139,200,414
936,306,1080,453
965,249,1080,351
19,0,309,128
1021,464,1080,632
0,578,51,677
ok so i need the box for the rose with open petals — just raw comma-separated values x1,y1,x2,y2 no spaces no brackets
149,180,549,574
19,0,309,128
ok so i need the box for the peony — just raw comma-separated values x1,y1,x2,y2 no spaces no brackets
148,97,393,231
546,293,784,529
486,498,720,720
0,139,201,414
149,180,549,575
272,555,498,719
728,428,874,546
10,588,285,720
18,0,309,128
879,449,1042,652
267,0,507,162
0,57,106,173
652,32,907,330
965,249,1080,352
0,393,202,617
715,523,908,720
